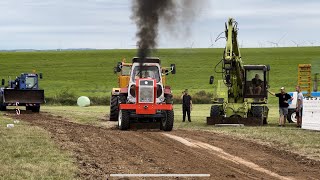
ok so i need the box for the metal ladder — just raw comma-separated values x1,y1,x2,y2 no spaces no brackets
298,64,311,96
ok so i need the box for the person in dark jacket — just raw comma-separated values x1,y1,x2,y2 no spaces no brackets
181,89,192,122
268,87,293,127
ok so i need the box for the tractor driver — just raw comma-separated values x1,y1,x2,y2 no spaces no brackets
134,71,154,79
250,74,262,95
143,71,153,78
134,67,159,81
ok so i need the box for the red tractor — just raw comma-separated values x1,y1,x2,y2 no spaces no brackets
114,57,176,131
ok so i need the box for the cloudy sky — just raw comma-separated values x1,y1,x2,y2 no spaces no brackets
0,0,319,49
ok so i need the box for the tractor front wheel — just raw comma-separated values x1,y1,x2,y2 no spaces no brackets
118,110,130,130
162,110,174,131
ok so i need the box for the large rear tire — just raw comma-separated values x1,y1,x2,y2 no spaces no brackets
162,110,174,131
118,110,130,130
109,95,119,121
210,105,220,117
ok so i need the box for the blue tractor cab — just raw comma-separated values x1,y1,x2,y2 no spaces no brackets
9,73,42,90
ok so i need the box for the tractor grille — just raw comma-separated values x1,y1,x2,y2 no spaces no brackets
139,80,154,103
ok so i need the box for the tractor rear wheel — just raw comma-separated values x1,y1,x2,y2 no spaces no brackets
118,110,130,130
109,95,119,121
210,105,220,117
162,110,174,131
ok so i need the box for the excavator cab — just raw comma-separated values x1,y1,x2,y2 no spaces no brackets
243,65,270,99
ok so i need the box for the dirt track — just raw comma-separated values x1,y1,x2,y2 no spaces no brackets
9,111,320,180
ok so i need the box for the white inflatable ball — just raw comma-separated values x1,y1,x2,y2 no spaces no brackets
77,96,90,107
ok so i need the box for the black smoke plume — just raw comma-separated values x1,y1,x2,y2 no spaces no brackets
131,0,203,70
132,0,173,60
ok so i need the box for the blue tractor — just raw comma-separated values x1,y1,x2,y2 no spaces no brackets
0,73,45,112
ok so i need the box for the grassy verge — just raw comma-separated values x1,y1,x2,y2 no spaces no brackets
42,105,320,161
0,113,77,179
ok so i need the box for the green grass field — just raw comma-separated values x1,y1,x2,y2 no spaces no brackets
1,47,319,104
0,114,77,179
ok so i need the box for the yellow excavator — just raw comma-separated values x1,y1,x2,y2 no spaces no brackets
208,18,270,125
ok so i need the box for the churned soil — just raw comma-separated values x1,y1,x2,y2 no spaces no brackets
9,111,320,180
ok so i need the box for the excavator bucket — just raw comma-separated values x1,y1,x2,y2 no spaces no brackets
3,89,45,104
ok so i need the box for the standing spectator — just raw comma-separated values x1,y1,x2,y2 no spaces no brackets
296,85,304,128
181,89,192,122
268,87,292,127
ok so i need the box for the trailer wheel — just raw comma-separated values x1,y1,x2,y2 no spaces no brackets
26,106,32,111
109,95,119,121
287,109,297,123
162,110,174,131
210,105,220,117
0,104,6,111
118,110,130,130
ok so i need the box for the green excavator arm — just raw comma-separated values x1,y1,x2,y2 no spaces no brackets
222,18,244,103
